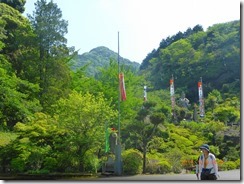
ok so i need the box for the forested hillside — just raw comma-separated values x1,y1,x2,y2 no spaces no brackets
140,21,240,102
72,46,140,77
0,0,240,177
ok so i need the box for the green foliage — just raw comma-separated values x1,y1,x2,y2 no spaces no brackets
141,20,240,105
0,63,41,128
211,97,240,125
0,132,17,146
205,89,223,112
122,149,143,175
53,91,117,172
157,160,172,174
27,0,72,111
221,161,237,171
43,157,58,172
235,159,240,169
146,152,172,174
140,25,204,70
224,146,240,161
165,148,183,173
10,157,25,172
83,150,100,173
0,0,26,13
0,112,72,173
0,3,35,77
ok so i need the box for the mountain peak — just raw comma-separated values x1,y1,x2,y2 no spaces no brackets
89,46,111,53
72,46,140,77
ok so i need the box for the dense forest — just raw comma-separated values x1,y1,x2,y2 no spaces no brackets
0,0,240,176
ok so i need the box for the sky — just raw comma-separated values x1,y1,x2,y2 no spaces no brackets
24,0,240,63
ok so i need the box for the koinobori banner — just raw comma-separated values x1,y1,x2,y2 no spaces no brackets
119,73,126,101
198,80,205,117
170,78,175,109
143,86,147,101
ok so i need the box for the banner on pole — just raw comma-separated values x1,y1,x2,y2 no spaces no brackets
198,80,205,117
144,86,147,101
170,78,175,109
119,73,126,101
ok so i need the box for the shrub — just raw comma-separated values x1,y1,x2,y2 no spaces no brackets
146,159,171,174
157,160,172,174
43,157,58,172
217,159,224,171
146,159,158,174
10,158,25,172
122,149,143,175
235,159,240,169
221,161,237,170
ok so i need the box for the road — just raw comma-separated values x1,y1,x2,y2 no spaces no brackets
93,169,240,181
0,169,240,183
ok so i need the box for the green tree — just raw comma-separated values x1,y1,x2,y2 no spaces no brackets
0,3,35,77
0,112,64,173
0,92,117,173
28,0,72,111
53,91,117,172
0,0,26,13
205,97,240,126
205,89,223,112
125,101,167,173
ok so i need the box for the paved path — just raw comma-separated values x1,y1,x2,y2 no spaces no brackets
94,169,240,181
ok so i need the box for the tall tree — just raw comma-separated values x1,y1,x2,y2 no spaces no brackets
28,0,71,111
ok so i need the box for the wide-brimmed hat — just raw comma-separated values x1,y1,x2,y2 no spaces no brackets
200,144,210,152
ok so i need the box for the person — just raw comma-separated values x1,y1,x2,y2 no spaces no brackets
198,144,218,180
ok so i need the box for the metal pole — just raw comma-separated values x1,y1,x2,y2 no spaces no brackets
115,31,122,175
118,31,121,141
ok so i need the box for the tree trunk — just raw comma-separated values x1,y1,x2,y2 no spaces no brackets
142,143,147,174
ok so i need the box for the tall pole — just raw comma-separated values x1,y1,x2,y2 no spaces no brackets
115,31,122,175
118,31,121,141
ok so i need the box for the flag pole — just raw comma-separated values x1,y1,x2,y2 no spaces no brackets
118,31,121,141
115,31,122,175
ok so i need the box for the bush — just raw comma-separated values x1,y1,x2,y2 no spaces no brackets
235,159,240,169
146,159,171,174
221,161,237,170
157,160,172,174
122,149,143,175
10,158,25,172
217,159,224,171
43,157,58,172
